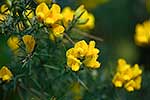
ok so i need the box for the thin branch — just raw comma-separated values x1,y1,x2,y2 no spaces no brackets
43,64,60,71
72,28,104,42
64,33,75,45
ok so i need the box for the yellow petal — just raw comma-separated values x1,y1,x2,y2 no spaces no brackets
36,2,49,21
7,36,20,52
134,76,142,90
44,4,62,25
22,35,35,53
0,66,13,82
51,24,65,37
67,55,81,71
124,80,136,92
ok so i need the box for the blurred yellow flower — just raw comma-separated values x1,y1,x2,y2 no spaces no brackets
134,20,150,46
112,58,142,92
36,3,62,25
0,66,13,82
7,36,20,53
66,40,100,71
62,5,95,30
0,4,10,22
71,82,82,100
112,72,124,87
124,80,136,92
22,35,35,54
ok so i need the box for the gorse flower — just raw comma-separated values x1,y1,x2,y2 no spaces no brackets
36,3,62,25
112,58,142,92
22,35,35,54
134,20,150,46
0,66,13,82
36,3,64,39
50,24,65,37
62,5,95,29
7,36,20,53
66,40,100,71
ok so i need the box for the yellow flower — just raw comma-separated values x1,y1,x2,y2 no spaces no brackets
134,20,150,46
62,7,74,27
83,55,100,68
66,40,88,58
44,4,62,25
22,35,35,54
67,55,82,71
131,64,142,78
7,36,20,52
112,58,142,92
112,72,124,87
66,40,100,71
51,24,65,37
62,5,95,30
0,4,10,22
124,80,136,92
134,76,142,90
86,41,99,56
117,58,130,72
74,40,88,57
124,76,142,92
71,82,82,100
36,2,50,21
36,3,62,25
0,66,13,82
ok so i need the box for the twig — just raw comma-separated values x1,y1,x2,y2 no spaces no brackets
72,28,104,42
43,64,60,71
64,33,75,45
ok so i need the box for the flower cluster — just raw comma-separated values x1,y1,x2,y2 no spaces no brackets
0,66,13,82
66,40,101,71
134,20,150,46
112,58,142,92
35,2,95,40
36,2,65,38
